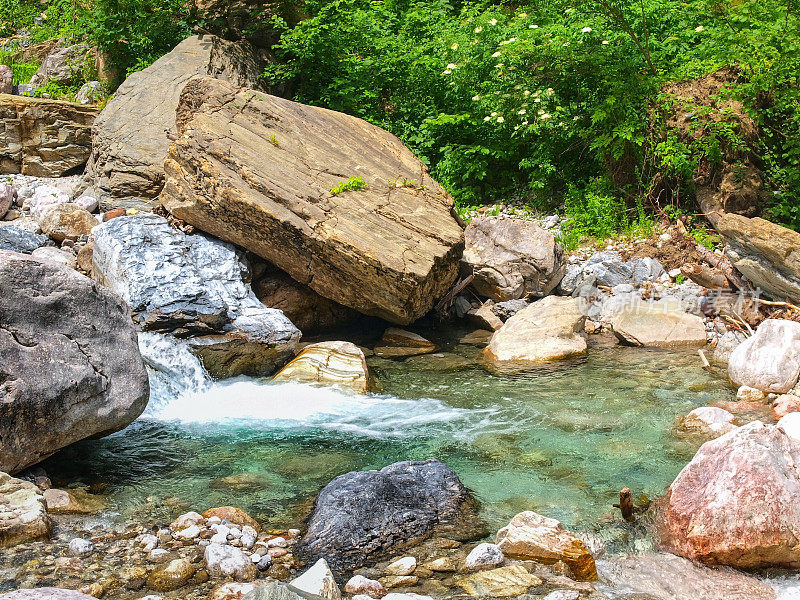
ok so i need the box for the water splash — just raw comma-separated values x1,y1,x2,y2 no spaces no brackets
138,332,211,409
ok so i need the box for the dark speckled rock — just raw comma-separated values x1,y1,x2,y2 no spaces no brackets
296,459,482,577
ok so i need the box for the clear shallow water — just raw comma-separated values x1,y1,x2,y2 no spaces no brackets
44,331,734,536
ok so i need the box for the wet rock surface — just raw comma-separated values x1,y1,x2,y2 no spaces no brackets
92,213,299,376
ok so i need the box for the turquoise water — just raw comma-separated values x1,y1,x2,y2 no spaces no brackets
44,331,733,536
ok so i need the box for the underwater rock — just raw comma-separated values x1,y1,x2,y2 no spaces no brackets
374,329,438,358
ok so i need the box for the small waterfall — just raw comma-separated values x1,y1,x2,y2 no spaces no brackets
137,332,212,413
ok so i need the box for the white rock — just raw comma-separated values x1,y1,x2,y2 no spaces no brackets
204,543,256,581
543,592,580,600
29,185,70,220
681,407,738,438
210,533,228,545
149,549,171,563
385,556,417,576
176,524,201,540
464,543,504,571
228,526,242,539
729,319,800,394
267,536,287,548
251,553,262,563
137,533,159,551
778,412,800,443
206,516,222,525
737,385,767,402
170,511,204,531
241,533,256,549
345,575,387,598
289,558,341,600
31,246,76,269
74,194,98,213
242,525,257,538
69,538,94,557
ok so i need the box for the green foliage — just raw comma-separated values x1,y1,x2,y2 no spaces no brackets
31,79,81,101
31,0,197,79
330,176,368,195
0,51,39,85
0,0,40,36
265,0,800,238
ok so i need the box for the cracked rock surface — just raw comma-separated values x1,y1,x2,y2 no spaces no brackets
160,77,464,326
0,250,149,474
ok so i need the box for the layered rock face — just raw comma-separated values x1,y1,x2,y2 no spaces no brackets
717,213,800,303
485,296,587,366
659,421,800,568
272,341,369,394
461,216,565,302
83,35,265,204
0,94,98,177
161,77,464,325
728,319,800,393
0,250,149,474
92,213,300,377
296,460,477,575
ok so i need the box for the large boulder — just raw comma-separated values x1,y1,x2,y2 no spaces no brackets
92,213,300,377
716,213,800,303
610,299,707,347
0,472,52,547
161,77,464,325
272,341,369,394
253,272,357,333
0,250,149,474
728,319,800,393
461,216,565,302
83,35,266,205
0,94,99,177
484,296,587,366
39,203,97,242
495,511,596,581
296,459,479,576
659,421,800,568
29,42,93,87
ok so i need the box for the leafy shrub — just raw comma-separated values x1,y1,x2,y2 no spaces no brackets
266,0,800,235
0,0,40,36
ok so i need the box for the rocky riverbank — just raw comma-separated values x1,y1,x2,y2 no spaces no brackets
4,31,800,600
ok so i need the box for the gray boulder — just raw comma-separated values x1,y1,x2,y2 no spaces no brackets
0,226,49,253
297,459,480,576
461,216,565,301
0,250,149,474
728,319,800,393
29,42,92,87
83,35,266,206
490,299,529,321
92,213,300,377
